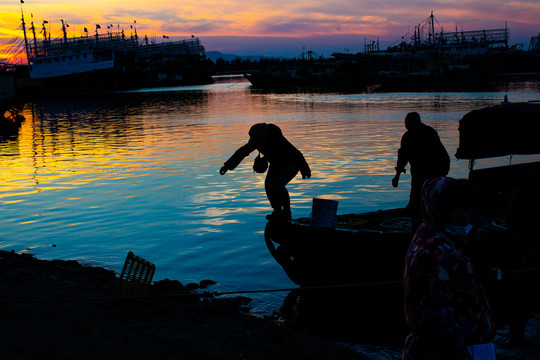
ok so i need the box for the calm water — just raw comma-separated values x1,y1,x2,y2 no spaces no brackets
1,77,540,321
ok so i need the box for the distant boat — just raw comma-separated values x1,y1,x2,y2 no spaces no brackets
247,12,540,92
244,52,372,92
16,10,213,95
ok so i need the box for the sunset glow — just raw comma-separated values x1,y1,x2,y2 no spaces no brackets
0,0,539,60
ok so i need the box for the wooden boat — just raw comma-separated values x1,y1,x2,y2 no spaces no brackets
265,208,414,340
265,208,413,287
265,100,540,331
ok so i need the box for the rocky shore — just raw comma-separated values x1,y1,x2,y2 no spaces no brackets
0,250,364,360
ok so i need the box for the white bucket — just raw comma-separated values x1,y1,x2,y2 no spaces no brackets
311,198,338,228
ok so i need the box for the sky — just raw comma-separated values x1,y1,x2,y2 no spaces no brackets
1,0,539,60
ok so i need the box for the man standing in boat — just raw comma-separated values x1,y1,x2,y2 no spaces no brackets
392,112,450,227
219,123,311,219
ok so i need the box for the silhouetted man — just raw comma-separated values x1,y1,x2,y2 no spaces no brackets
392,112,450,227
220,123,311,219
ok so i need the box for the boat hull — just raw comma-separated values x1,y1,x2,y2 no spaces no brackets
265,209,413,340
265,207,532,330
265,213,412,287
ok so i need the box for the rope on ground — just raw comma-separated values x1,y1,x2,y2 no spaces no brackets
2,266,540,305
501,266,540,275
0,279,402,304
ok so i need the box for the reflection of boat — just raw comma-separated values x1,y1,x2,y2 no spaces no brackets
266,100,540,330
16,9,213,95
0,66,24,137
0,101,24,138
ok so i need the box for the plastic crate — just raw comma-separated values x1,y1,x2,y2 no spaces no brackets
116,251,156,297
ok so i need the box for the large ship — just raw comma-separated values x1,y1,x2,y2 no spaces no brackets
338,11,539,91
246,12,540,92
16,9,213,95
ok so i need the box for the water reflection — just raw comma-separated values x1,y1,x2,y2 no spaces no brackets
0,78,538,319
278,285,406,351
0,102,25,153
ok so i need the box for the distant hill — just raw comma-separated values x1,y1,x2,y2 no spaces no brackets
206,51,285,62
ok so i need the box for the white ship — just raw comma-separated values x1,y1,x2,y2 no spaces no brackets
19,8,212,92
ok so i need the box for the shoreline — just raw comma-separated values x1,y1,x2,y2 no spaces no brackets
3,248,540,359
0,249,364,359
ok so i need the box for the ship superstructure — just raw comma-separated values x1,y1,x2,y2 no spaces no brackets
18,7,211,92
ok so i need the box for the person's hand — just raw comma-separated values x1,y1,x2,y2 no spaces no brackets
301,169,311,179
219,166,228,175
392,174,399,188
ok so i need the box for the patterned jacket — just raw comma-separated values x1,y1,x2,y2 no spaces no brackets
403,177,495,360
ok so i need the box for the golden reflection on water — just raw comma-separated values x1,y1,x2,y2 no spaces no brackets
1,88,537,219
0,79,539,316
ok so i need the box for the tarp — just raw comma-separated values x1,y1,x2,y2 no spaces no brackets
455,101,540,160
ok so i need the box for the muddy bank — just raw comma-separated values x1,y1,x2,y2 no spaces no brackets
0,250,364,360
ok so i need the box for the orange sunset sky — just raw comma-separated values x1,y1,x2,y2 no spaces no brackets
1,0,539,60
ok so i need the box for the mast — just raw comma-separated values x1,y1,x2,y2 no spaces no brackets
42,20,48,42
20,0,31,64
61,19,68,43
505,21,509,48
30,21,38,56
430,11,435,45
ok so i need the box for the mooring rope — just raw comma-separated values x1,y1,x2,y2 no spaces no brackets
2,266,540,304
500,266,540,275
0,279,403,304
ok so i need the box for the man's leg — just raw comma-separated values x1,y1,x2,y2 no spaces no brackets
265,163,299,217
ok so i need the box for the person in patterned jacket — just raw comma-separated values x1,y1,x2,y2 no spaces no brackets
403,176,495,360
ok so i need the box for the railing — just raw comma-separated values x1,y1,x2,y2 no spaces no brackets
27,31,204,59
